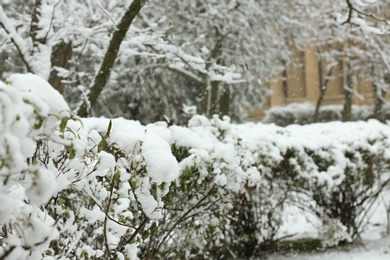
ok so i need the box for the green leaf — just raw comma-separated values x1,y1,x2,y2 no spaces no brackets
58,198,66,210
59,117,69,133
34,116,45,129
150,222,158,234
113,170,121,180
105,120,112,138
98,138,108,152
67,145,76,159
142,230,150,240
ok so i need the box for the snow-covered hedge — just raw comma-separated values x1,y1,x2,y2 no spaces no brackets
236,120,390,246
262,102,390,126
0,74,179,259
1,74,390,259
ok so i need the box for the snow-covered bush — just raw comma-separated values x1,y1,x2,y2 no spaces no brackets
262,102,318,126
0,74,179,259
143,117,390,258
2,74,390,259
139,115,262,259
262,102,390,126
0,74,71,259
320,218,352,248
0,74,260,259
239,120,390,244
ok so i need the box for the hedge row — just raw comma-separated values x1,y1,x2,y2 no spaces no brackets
1,74,390,259
262,102,390,126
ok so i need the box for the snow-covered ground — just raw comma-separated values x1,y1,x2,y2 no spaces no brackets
269,192,390,260
269,237,390,260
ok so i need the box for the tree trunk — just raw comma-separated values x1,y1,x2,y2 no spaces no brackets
199,27,225,117
372,83,384,121
342,67,354,122
201,80,220,117
219,85,230,117
371,67,389,122
48,41,73,94
314,64,335,123
77,0,144,117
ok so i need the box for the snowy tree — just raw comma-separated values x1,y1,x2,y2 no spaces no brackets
309,0,390,121
0,0,145,111
97,0,312,123
1,0,388,123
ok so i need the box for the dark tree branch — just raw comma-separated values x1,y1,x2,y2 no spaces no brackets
48,41,73,93
342,0,354,25
77,0,145,117
342,0,389,28
118,217,149,251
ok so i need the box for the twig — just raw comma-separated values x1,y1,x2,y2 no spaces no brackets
118,217,149,250
86,193,136,229
154,185,217,254
103,176,116,260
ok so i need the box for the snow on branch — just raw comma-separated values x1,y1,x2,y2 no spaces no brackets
0,6,33,72
123,35,245,85
0,4,53,79
341,0,389,34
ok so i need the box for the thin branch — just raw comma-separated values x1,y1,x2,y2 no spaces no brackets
144,43,207,80
97,4,118,27
353,8,390,27
154,185,217,254
342,0,389,27
86,193,136,229
166,64,203,84
118,217,149,251
44,0,62,40
103,177,116,260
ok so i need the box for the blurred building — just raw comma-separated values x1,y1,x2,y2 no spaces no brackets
247,43,379,119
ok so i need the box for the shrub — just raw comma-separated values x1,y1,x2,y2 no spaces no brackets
139,115,262,259
2,74,390,259
0,74,179,259
262,102,390,126
251,120,390,242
